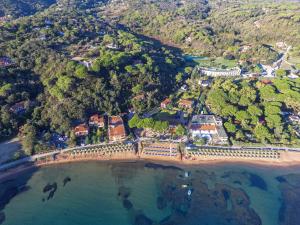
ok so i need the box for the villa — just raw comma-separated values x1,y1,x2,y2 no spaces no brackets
74,124,89,137
161,98,172,109
108,116,126,141
178,99,194,110
197,66,241,77
189,115,228,144
89,114,105,128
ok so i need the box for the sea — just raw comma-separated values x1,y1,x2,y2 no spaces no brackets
0,161,300,225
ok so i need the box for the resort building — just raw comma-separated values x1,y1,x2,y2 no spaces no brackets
178,99,194,110
160,98,172,109
89,114,105,128
74,124,89,137
197,66,241,77
141,141,179,158
108,116,126,141
189,115,228,144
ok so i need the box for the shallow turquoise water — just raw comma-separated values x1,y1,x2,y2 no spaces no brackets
0,161,300,225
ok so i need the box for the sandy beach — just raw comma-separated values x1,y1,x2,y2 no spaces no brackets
2,150,300,182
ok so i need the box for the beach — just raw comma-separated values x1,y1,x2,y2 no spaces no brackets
2,149,300,182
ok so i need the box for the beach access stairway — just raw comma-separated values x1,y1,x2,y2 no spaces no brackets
186,146,281,159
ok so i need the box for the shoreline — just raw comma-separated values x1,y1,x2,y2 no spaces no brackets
2,151,300,182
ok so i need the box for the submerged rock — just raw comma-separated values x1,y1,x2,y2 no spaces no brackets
135,214,153,225
157,196,167,210
118,186,131,199
123,199,133,210
43,182,58,200
43,183,53,193
0,212,5,224
63,177,71,187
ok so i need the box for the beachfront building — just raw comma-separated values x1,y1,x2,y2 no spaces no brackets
161,98,172,109
197,66,241,77
108,116,126,141
189,115,228,144
178,99,194,110
89,114,105,128
74,124,89,137
141,141,179,158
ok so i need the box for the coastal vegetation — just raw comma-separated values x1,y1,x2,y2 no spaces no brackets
0,1,183,154
0,0,300,157
205,78,300,145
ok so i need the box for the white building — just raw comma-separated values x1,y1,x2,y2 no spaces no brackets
197,67,241,77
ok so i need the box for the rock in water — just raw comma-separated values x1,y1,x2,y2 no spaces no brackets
63,177,71,187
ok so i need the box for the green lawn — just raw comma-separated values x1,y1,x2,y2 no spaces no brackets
196,57,238,69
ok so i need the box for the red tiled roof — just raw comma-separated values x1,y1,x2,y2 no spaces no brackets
109,116,126,139
178,99,193,108
190,124,216,131
161,98,171,105
89,114,104,125
74,124,89,133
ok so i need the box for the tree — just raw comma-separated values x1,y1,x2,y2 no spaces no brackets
222,105,238,117
275,69,287,77
68,131,77,147
128,114,141,128
75,65,88,79
247,105,262,116
235,111,250,124
224,122,236,133
254,124,272,143
21,123,37,155
175,124,186,136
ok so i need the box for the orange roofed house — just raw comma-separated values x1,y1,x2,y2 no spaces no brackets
178,99,194,110
108,116,126,141
161,98,172,109
89,114,105,128
74,124,89,137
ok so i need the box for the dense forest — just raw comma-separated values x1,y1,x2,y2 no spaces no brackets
104,0,300,62
205,78,300,145
0,0,56,18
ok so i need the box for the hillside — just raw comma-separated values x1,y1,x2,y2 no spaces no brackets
0,0,184,152
103,0,300,62
0,0,57,18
